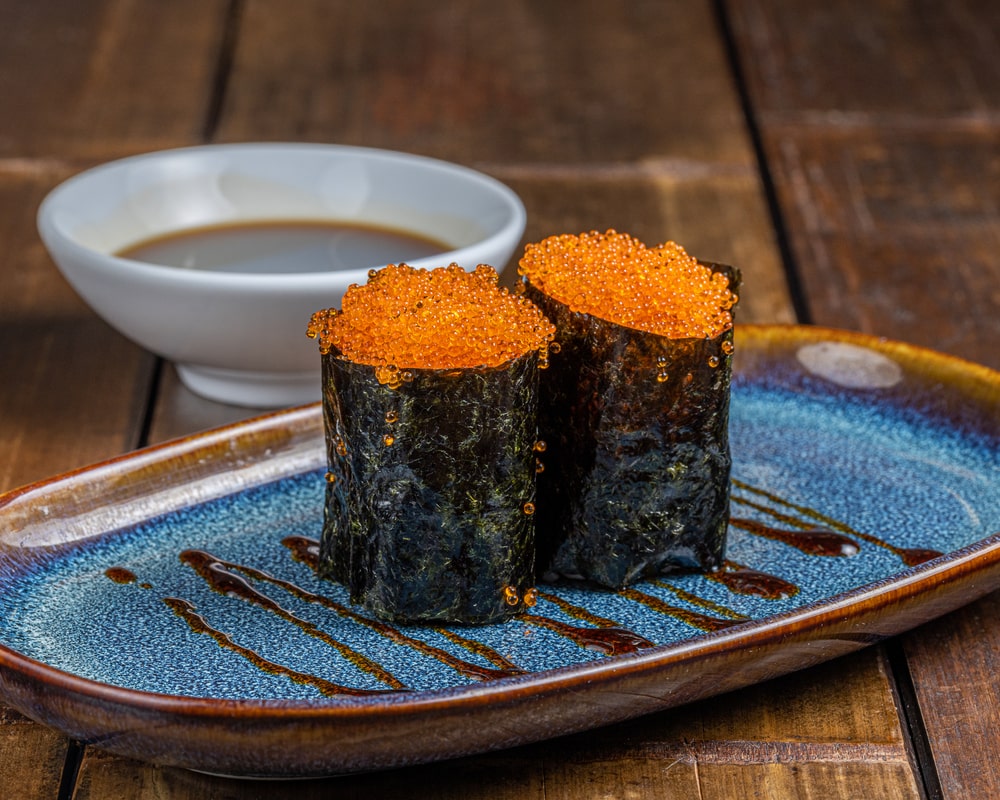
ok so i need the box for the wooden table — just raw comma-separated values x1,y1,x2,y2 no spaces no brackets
2,2,998,797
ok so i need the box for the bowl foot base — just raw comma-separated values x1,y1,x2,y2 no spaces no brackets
176,364,320,408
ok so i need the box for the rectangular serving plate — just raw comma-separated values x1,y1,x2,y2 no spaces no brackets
0,325,998,778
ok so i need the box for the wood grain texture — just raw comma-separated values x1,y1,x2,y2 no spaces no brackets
696,763,921,800
754,128,1000,366
727,0,1000,365
726,0,1000,119
215,0,752,167
0,168,154,494
0,0,230,159
647,648,908,747
727,1,1000,798
0,707,69,800
69,652,914,799
72,750,921,800
902,593,1000,798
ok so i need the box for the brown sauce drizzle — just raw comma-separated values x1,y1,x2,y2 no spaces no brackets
106,470,946,700
709,562,799,600
193,546,520,682
618,587,745,632
105,567,152,590
430,628,525,674
179,550,404,690
284,534,658,663
163,597,385,697
283,536,654,660
104,566,137,584
282,535,322,569
520,615,654,655
650,580,747,618
285,535,654,660
893,547,946,567
733,479,944,565
730,517,860,558
281,536,522,678
537,590,626,628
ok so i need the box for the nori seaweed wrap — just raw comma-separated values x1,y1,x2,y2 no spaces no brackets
519,231,741,588
308,264,555,624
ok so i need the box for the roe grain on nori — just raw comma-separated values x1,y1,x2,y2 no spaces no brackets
308,264,555,624
519,231,741,588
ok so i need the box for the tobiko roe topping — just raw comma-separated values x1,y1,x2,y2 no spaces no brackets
307,263,556,383
517,229,737,339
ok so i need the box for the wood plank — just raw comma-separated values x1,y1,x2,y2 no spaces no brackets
727,0,1000,366
699,763,921,800
902,594,1000,798
724,0,1000,120
726,2,1000,797
0,706,69,800
0,167,154,494
752,127,1000,366
71,651,915,799
215,0,752,167
73,744,920,800
0,0,231,159
642,648,908,747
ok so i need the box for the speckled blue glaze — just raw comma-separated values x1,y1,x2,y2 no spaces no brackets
1,334,998,703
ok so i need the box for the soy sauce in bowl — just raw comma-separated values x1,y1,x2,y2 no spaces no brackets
117,220,448,275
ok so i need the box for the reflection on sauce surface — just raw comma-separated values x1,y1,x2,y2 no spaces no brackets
732,479,943,565
710,563,799,600
730,517,860,558
104,566,137,584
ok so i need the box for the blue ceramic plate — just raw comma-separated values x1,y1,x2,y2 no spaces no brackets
0,325,998,777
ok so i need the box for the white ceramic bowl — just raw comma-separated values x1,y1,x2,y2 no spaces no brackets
37,143,527,407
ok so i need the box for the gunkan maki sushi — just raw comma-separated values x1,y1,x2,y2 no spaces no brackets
518,230,741,588
307,263,555,624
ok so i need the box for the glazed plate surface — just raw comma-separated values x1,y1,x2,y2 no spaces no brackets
1,325,998,777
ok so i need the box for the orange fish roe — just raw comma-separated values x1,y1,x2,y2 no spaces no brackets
307,263,556,384
518,230,737,339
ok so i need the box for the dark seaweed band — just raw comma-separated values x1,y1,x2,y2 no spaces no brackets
526,263,741,588
319,351,540,624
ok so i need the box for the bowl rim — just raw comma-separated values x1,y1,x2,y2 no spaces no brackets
36,142,527,289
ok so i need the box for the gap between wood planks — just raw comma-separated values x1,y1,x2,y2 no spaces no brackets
55,740,84,800
202,0,243,143
886,639,945,800
711,1,946,798
710,0,811,326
